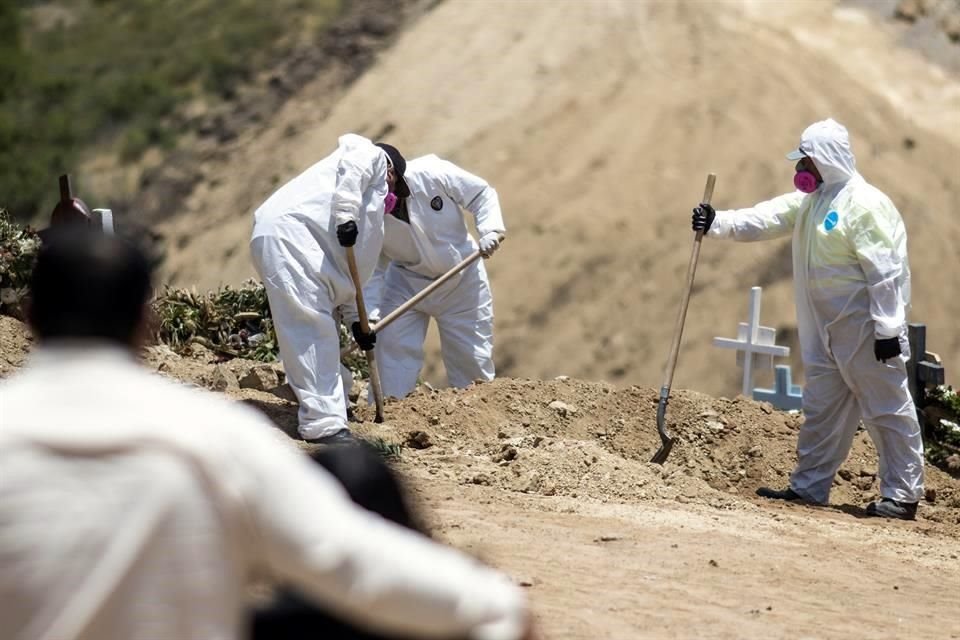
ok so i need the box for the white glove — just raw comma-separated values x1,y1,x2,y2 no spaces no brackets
478,232,502,257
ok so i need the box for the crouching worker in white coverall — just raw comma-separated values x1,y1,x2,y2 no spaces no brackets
692,119,925,520
364,154,506,398
250,134,410,444
0,229,537,640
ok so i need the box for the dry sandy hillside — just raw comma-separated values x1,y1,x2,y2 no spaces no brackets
1,315,957,639
146,0,960,398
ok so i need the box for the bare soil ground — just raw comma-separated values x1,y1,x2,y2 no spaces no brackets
12,1,959,636
3,315,956,639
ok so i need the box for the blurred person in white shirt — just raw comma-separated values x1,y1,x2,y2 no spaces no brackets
0,229,535,640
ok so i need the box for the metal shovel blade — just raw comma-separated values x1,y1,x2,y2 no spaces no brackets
650,387,674,464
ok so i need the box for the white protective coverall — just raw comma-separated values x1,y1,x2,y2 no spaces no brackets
365,155,505,398
707,119,924,504
250,134,388,439
0,344,529,640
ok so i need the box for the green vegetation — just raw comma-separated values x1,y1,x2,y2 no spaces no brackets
153,279,369,379
154,280,279,361
0,208,41,319
1,0,340,221
925,385,960,472
365,437,404,459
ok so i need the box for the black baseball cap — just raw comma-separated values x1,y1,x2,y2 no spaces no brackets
375,142,410,198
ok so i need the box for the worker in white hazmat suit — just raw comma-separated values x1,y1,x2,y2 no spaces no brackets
250,134,410,444
362,155,505,398
692,119,924,520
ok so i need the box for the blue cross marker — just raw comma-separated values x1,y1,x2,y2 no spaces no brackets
753,364,803,411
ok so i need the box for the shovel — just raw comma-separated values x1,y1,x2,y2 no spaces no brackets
651,173,717,464
340,234,504,359
345,246,386,423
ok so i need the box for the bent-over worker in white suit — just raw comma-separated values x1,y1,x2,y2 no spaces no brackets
250,135,409,444
365,154,506,398
692,118,924,520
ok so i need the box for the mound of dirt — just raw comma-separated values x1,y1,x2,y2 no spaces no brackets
351,378,959,528
0,316,32,377
15,317,935,531
2,315,956,530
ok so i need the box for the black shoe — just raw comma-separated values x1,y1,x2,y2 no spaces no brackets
308,429,356,446
866,498,918,521
756,486,803,501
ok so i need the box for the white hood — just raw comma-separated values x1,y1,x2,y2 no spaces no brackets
793,119,857,186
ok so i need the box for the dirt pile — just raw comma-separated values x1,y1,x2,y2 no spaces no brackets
7,313,950,530
0,316,31,377
352,378,959,528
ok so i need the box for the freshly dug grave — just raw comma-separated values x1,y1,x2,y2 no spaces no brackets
131,335,960,532
2,316,956,531
348,378,960,530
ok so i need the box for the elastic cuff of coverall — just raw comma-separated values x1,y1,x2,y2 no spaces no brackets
340,306,360,327
790,484,829,506
879,487,924,504
706,214,729,238
873,321,904,339
299,417,349,441
333,209,358,228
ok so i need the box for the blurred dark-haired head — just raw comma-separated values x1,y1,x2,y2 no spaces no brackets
28,228,154,347
309,444,424,535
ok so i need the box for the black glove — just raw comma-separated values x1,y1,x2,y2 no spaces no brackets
351,321,376,351
692,203,716,233
336,220,358,247
874,337,901,363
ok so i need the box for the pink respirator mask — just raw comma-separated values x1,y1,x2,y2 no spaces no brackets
384,192,398,214
793,171,820,194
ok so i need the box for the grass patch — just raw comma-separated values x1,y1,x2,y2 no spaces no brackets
1,0,341,220
364,437,404,459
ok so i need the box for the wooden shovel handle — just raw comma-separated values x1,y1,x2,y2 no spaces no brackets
345,245,384,421
660,174,716,390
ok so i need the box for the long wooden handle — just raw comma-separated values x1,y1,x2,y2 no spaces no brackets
344,245,384,421
345,247,372,333
377,247,487,330
340,234,504,358
660,174,716,390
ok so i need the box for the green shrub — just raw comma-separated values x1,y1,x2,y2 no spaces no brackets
154,280,279,362
1,0,341,220
925,385,960,472
152,279,370,384
0,208,41,320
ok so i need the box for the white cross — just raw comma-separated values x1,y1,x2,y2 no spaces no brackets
713,286,790,397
